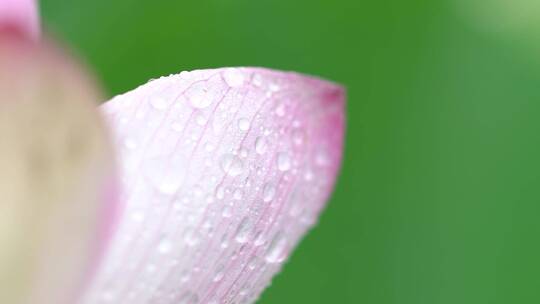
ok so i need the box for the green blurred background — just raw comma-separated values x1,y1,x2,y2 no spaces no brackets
41,0,540,303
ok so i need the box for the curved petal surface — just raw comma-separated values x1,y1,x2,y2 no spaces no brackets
0,0,39,39
83,67,345,304
0,36,116,304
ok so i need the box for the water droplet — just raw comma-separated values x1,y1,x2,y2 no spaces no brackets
233,189,244,200
196,114,207,126
235,217,252,243
158,239,172,254
262,183,276,202
184,228,201,246
220,154,244,176
265,233,288,263
131,211,145,222
255,137,268,154
150,96,169,110
171,122,183,132
277,152,291,171
316,150,330,167
186,82,212,109
143,156,186,195
223,68,245,87
213,265,225,282
254,231,266,246
239,148,249,158
275,104,286,117
304,169,314,181
222,205,233,218
215,185,225,199
292,129,305,146
238,118,250,131
123,138,137,149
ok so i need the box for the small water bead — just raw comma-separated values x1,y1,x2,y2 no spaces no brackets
212,264,226,282
123,138,137,150
275,104,286,117
215,185,225,199
255,137,268,154
157,239,172,254
195,114,207,126
254,231,266,246
223,68,245,87
315,150,330,167
222,205,233,218
131,211,145,222
235,217,253,244
143,156,186,195
292,129,305,146
184,228,201,246
277,152,292,171
150,96,169,110
239,147,249,158
252,73,263,87
220,154,244,176
233,189,244,200
186,82,213,109
146,264,157,273
171,121,183,132
238,118,250,131
262,183,276,202
265,233,288,263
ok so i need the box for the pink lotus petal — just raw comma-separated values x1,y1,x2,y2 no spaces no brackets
0,0,39,40
82,68,345,303
0,36,116,304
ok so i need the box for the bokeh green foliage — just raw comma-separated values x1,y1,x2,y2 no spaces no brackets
42,0,540,303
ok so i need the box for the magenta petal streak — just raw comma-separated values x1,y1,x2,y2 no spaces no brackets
81,68,345,304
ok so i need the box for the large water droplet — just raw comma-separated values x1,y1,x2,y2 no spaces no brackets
265,232,288,263
215,185,225,199
255,137,268,154
220,154,244,176
157,239,172,254
238,118,250,131
143,156,186,195
277,152,291,171
186,82,213,109
235,217,252,243
223,68,245,87
275,104,286,117
292,129,305,146
262,183,276,202
150,96,169,110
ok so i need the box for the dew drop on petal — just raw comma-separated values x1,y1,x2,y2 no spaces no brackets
275,104,286,117
186,82,212,109
262,183,276,202
238,118,250,131
255,137,268,155
265,232,288,263
220,154,244,176
235,217,252,244
150,96,169,110
157,239,172,254
222,68,245,87
277,152,291,171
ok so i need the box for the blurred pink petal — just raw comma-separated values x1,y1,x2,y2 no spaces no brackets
0,0,39,39
82,68,345,303
0,35,117,304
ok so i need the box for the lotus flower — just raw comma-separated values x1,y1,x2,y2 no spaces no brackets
0,1,346,303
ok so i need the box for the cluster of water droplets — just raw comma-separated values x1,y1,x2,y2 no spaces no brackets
86,68,340,304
